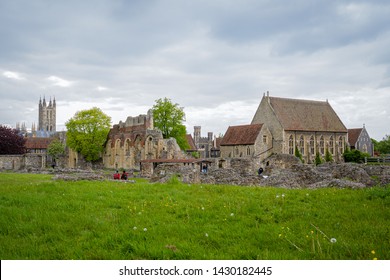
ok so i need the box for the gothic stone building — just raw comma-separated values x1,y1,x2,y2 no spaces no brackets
38,97,56,136
251,93,348,163
220,124,273,162
348,126,374,156
103,110,186,170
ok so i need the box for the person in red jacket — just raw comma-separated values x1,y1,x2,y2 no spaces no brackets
113,170,120,180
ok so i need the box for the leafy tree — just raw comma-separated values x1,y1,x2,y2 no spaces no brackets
152,98,189,150
373,135,390,155
0,125,26,154
65,107,111,162
343,149,370,163
315,152,323,166
294,146,303,163
324,148,333,162
47,139,65,160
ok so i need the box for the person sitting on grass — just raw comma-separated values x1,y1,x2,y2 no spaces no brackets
121,170,128,180
113,170,120,180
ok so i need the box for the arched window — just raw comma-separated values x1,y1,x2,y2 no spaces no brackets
320,136,325,155
289,135,294,155
146,136,153,154
329,136,334,155
125,139,131,156
310,136,315,155
338,136,344,154
247,146,251,156
299,135,305,155
362,144,368,153
115,139,121,156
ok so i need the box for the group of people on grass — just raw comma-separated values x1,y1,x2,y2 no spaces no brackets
113,170,128,180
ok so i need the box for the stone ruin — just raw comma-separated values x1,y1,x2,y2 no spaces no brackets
150,154,390,189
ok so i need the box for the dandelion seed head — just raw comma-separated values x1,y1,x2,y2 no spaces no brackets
133,227,137,230
282,194,285,198
205,233,208,237
230,213,234,216
330,238,337,243
143,228,147,232
276,195,280,198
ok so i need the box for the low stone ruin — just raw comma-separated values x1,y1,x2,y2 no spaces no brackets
151,154,390,189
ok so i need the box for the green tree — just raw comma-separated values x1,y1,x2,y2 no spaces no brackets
324,148,333,162
343,149,370,163
65,107,111,162
47,139,65,160
373,135,390,155
315,152,323,166
294,146,303,163
152,98,189,150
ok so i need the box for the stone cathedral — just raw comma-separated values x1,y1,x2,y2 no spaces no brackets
37,97,56,137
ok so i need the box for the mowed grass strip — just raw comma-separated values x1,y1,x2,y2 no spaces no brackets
0,173,389,260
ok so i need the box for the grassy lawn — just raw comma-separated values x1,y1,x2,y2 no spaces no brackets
0,172,389,260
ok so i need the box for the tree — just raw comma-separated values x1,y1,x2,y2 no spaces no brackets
315,152,323,166
0,125,26,154
152,98,189,150
343,148,369,163
294,146,303,163
373,135,390,155
324,148,333,162
47,139,65,160
65,107,111,162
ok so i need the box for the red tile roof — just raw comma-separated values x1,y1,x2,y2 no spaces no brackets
220,124,263,146
24,137,54,149
269,97,347,132
186,134,197,150
348,128,363,146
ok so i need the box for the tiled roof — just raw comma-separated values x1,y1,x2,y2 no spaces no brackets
25,137,54,149
186,134,197,150
220,124,263,146
348,128,363,146
269,97,347,132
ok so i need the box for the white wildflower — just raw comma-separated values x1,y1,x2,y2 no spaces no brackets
330,238,337,243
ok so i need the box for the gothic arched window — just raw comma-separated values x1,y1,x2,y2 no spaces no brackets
320,136,325,155
299,135,305,155
329,136,334,155
289,135,294,155
310,136,315,155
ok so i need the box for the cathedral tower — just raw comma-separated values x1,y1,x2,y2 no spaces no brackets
38,97,56,133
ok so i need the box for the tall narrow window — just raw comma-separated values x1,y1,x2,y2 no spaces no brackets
263,135,267,144
289,135,294,155
329,136,334,155
320,136,325,155
247,146,251,156
339,136,344,154
310,136,315,155
299,135,305,155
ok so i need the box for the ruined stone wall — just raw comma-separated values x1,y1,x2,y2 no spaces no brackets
103,111,187,171
0,155,46,170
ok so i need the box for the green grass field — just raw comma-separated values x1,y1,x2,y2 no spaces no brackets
0,172,389,260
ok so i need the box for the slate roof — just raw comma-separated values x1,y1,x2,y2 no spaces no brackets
220,124,263,146
268,97,347,132
348,128,363,146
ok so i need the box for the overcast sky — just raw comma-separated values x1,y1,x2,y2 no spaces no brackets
1,0,389,140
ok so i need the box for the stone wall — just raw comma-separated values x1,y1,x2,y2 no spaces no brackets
0,155,45,170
